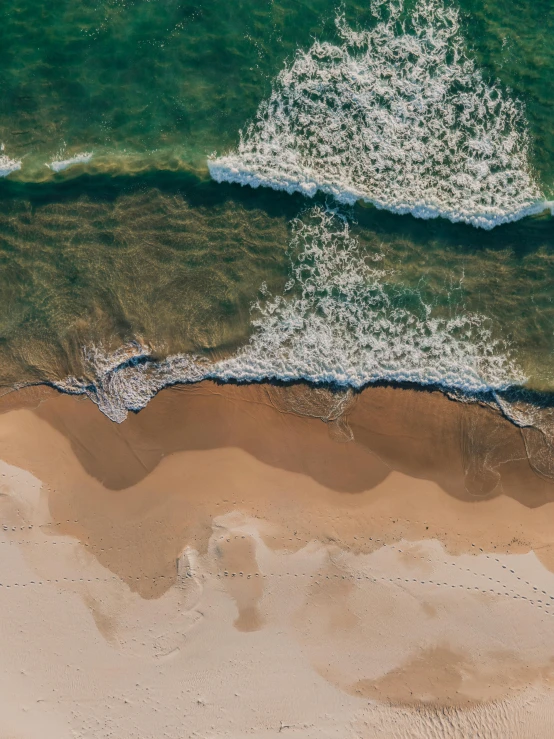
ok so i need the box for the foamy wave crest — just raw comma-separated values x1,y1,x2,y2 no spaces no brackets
56,207,525,422
0,144,21,177
55,342,210,423
209,0,549,229
48,152,93,172
214,207,524,387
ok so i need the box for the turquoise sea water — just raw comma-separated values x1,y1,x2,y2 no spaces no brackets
0,0,553,421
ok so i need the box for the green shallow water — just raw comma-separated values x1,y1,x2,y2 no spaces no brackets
0,0,553,396
1,0,553,189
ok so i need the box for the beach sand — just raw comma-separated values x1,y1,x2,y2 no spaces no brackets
1,381,554,737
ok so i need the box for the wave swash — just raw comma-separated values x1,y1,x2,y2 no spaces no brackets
209,0,552,229
56,206,524,422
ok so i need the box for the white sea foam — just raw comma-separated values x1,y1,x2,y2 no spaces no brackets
48,152,93,172
55,206,525,422
56,342,210,423
0,144,21,177
209,0,550,229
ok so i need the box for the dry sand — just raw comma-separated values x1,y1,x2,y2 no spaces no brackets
1,382,554,737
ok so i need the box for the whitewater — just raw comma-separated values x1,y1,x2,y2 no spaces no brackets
55,206,525,423
48,152,93,173
0,144,21,178
209,0,552,229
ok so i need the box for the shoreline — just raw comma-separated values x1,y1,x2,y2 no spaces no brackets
9,367,554,418
4,372,554,482
1,377,553,505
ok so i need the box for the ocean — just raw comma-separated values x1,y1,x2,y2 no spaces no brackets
0,0,553,434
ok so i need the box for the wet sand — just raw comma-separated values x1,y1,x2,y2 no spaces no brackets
1,381,554,737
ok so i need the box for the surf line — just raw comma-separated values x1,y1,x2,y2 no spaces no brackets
209,0,552,229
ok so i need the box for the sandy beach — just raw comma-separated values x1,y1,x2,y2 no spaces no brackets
1,381,554,737
2,0,554,735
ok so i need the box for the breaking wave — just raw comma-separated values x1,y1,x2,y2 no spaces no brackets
0,144,21,178
209,0,551,229
55,206,524,422
48,152,93,172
